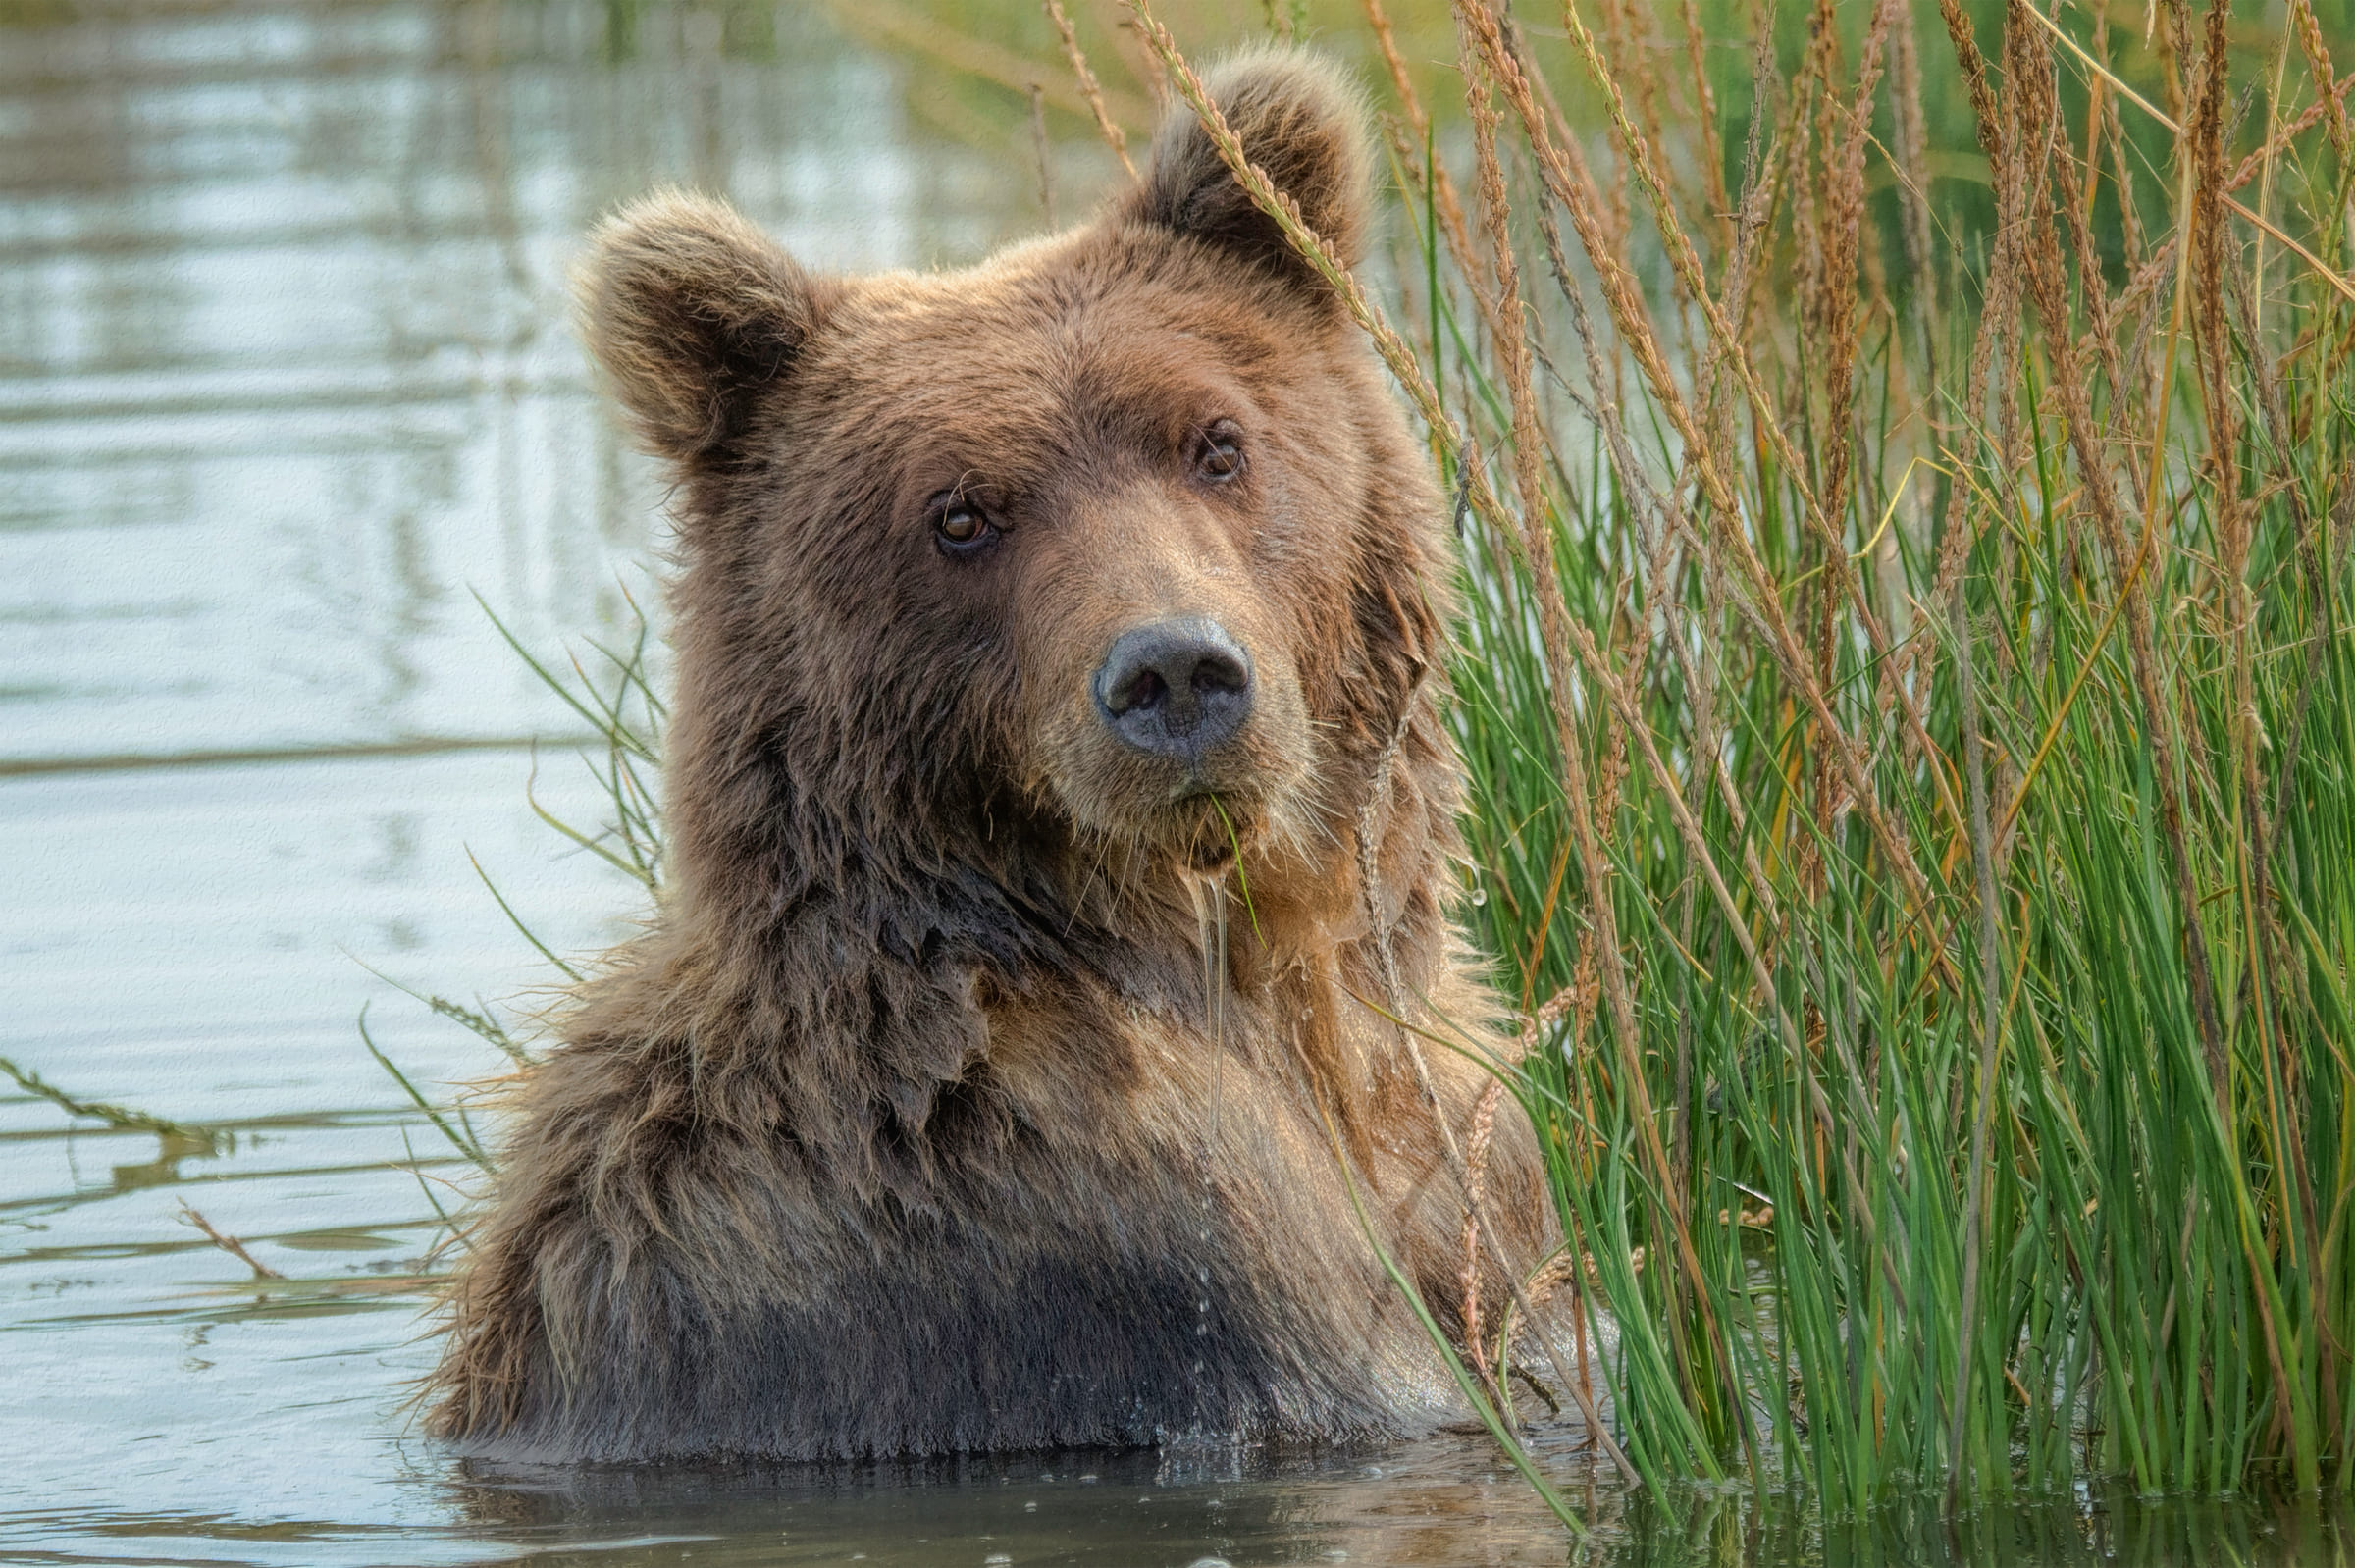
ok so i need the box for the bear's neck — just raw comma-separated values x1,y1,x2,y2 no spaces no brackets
627,675,1460,1164
664,787,1417,1000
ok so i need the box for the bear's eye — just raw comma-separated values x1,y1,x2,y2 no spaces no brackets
932,494,997,555
1190,421,1246,484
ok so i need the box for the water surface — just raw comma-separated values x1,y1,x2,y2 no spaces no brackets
4,4,2350,1564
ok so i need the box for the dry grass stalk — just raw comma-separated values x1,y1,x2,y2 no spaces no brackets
1887,0,1939,345
1459,1075,1503,1392
1921,0,2017,625
1362,0,1483,288
1677,0,1734,253
178,1201,284,1281
1944,556,2007,1507
1799,0,1900,866
2289,0,2351,159
1028,81,1057,225
1042,0,1139,179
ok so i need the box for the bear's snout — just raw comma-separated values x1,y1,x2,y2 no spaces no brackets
1093,617,1255,768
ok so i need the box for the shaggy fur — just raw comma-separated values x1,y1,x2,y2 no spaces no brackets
425,49,1544,1463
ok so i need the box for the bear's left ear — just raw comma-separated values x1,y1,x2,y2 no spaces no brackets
575,190,827,466
1128,48,1375,297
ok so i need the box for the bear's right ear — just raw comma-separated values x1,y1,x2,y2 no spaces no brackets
576,191,824,465
1128,48,1375,298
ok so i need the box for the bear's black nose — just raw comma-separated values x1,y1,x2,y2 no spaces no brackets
1094,618,1254,764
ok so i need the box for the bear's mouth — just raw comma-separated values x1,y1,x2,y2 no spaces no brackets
1179,829,1238,874
1167,788,1246,873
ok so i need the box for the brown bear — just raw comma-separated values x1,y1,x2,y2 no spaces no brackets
424,47,1545,1463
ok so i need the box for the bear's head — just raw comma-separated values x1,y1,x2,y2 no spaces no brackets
579,50,1458,1029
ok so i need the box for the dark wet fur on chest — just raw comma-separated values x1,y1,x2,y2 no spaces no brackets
476,1109,1413,1461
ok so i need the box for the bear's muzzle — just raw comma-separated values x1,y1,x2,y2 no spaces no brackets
1092,616,1255,771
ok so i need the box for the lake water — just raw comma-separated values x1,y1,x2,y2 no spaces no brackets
3,3,2350,1564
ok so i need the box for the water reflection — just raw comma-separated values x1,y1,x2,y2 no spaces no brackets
1596,1487,2355,1568
0,0,1072,765
440,1438,1596,1565
101,1128,222,1192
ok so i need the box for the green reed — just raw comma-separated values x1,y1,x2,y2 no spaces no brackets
362,589,665,1113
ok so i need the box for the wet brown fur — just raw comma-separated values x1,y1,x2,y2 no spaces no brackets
425,49,1544,1463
